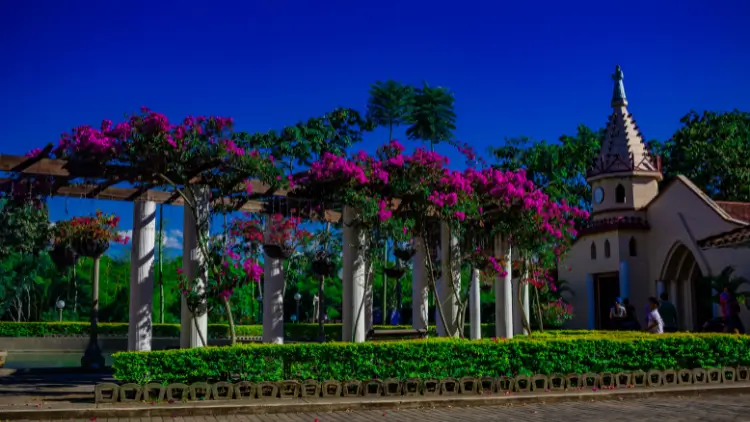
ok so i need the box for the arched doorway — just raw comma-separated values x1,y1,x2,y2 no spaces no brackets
661,243,710,330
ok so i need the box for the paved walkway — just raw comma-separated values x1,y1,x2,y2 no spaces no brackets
24,394,750,421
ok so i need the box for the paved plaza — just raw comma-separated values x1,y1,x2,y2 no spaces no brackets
24,394,750,421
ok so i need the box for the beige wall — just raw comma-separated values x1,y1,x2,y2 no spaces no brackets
591,176,659,216
562,177,750,330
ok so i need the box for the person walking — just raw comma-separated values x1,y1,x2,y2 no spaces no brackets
645,297,664,334
622,298,640,330
658,292,679,333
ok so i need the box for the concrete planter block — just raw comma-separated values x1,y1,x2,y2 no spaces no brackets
692,368,708,384
301,380,321,398
736,366,750,382
479,377,495,394
496,376,515,392
94,383,119,403
321,380,342,398
257,381,279,399
383,378,402,396
439,378,459,395
530,374,548,391
615,372,631,387
459,377,479,394
423,379,440,396
723,367,736,383
707,368,722,384
279,380,301,399
403,378,421,396
119,383,143,402
343,380,362,397
599,372,615,388
662,370,678,386
513,375,531,393
548,374,565,391
564,374,581,388
189,382,211,401
677,369,693,384
581,373,599,389
234,381,256,400
646,370,663,387
362,379,384,397
165,383,189,401
143,383,166,402
211,382,234,400
631,370,647,387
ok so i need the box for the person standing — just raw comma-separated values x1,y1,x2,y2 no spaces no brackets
645,297,664,334
658,292,679,332
609,298,627,330
721,287,745,334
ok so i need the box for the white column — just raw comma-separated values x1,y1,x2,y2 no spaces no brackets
513,277,529,336
180,186,209,348
619,260,630,300
656,280,665,298
263,222,285,344
438,222,460,337
365,258,373,332
586,274,595,329
412,237,429,331
522,281,530,335
342,206,366,342
494,235,513,339
469,268,481,339
128,200,156,351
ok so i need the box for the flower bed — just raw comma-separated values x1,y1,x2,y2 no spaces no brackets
112,334,750,385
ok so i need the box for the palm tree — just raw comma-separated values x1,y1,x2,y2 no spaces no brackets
366,80,415,142
406,82,456,150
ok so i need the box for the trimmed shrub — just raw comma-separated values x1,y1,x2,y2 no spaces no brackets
112,333,750,384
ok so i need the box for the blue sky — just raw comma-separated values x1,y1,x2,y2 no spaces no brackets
2,0,749,253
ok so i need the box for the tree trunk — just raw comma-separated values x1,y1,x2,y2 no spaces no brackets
223,296,237,345
158,204,165,324
318,275,326,342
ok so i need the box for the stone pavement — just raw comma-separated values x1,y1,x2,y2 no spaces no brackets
17,394,750,421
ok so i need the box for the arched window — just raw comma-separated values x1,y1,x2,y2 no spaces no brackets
604,239,611,258
629,237,637,257
590,242,597,260
615,184,626,203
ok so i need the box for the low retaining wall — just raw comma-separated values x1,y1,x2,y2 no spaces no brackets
95,366,749,403
0,336,261,352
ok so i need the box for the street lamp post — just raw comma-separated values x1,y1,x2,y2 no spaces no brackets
294,292,302,323
56,299,65,322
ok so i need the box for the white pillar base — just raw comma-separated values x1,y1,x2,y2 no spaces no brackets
494,235,513,338
128,201,156,351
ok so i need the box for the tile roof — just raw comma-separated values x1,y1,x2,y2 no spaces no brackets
715,201,750,223
698,225,750,249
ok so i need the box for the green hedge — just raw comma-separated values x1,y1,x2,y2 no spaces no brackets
0,322,503,340
112,333,750,384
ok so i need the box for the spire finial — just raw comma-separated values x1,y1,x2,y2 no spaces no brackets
611,65,627,106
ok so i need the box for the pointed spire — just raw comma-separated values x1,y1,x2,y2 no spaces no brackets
611,65,627,106
587,65,662,180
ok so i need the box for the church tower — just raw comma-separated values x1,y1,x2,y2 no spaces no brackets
587,65,663,220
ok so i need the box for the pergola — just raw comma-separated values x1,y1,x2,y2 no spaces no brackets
1,149,522,358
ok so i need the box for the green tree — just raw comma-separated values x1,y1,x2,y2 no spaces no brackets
366,80,414,142
406,82,457,150
0,199,52,260
491,125,603,210
661,110,750,201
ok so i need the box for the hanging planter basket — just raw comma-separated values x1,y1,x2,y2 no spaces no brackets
393,247,416,262
72,237,110,258
312,256,335,277
480,283,493,292
49,244,77,270
384,267,406,279
263,244,294,260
